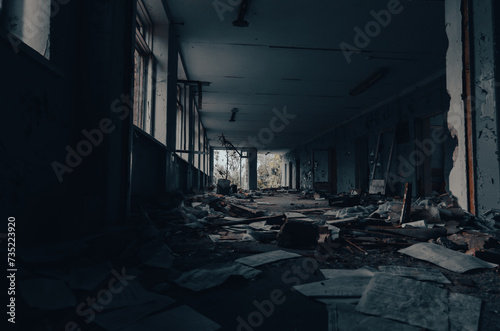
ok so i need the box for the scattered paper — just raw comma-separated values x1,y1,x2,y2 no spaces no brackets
449,292,482,331
378,265,450,284
402,220,428,228
19,278,77,310
235,250,300,267
320,267,376,279
175,262,261,291
323,210,339,216
70,263,113,290
105,281,164,310
356,273,449,331
94,295,175,331
399,242,497,273
328,303,421,331
122,305,221,331
139,240,174,269
294,274,373,298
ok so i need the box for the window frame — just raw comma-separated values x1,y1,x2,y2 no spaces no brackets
132,0,154,133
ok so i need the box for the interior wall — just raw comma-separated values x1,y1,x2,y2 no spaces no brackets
0,0,135,242
472,0,500,216
445,0,469,210
283,75,451,196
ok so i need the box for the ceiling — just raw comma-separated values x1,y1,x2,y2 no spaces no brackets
165,0,447,153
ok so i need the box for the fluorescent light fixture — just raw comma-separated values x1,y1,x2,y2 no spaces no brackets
349,68,388,96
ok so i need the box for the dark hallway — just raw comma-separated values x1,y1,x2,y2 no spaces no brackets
1,0,500,330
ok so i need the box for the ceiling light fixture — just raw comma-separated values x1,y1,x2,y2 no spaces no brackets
229,108,239,122
349,68,388,96
233,0,250,27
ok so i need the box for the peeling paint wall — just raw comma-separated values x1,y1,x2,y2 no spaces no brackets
152,24,170,145
472,0,500,215
445,0,469,210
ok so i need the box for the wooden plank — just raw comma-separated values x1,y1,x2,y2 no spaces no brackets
399,182,412,225
217,214,286,226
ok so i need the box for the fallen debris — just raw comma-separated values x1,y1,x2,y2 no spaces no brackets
278,219,320,248
294,274,372,300
328,303,421,331
378,265,450,284
174,262,261,291
216,214,286,226
235,250,301,267
121,305,221,331
399,242,498,273
356,273,480,331
399,182,412,225
94,294,176,330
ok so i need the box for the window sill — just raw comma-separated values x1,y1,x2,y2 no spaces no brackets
0,27,64,78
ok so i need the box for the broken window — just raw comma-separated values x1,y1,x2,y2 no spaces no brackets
1,0,51,58
132,0,154,133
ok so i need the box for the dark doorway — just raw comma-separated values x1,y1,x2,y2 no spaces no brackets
355,136,369,192
328,148,337,194
415,113,447,197
313,149,329,191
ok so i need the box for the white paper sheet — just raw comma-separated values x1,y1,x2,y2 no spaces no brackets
235,250,300,267
399,242,497,273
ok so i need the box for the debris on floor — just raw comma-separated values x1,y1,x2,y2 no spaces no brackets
15,189,500,330
235,249,301,267
174,262,261,291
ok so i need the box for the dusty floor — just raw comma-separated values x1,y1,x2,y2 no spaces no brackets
155,193,500,331
14,192,500,330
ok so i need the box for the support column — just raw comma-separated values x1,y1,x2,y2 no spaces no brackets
166,27,178,152
209,147,214,186
471,0,500,216
247,148,258,190
165,28,179,192
187,88,194,190
446,0,500,215
445,0,469,211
